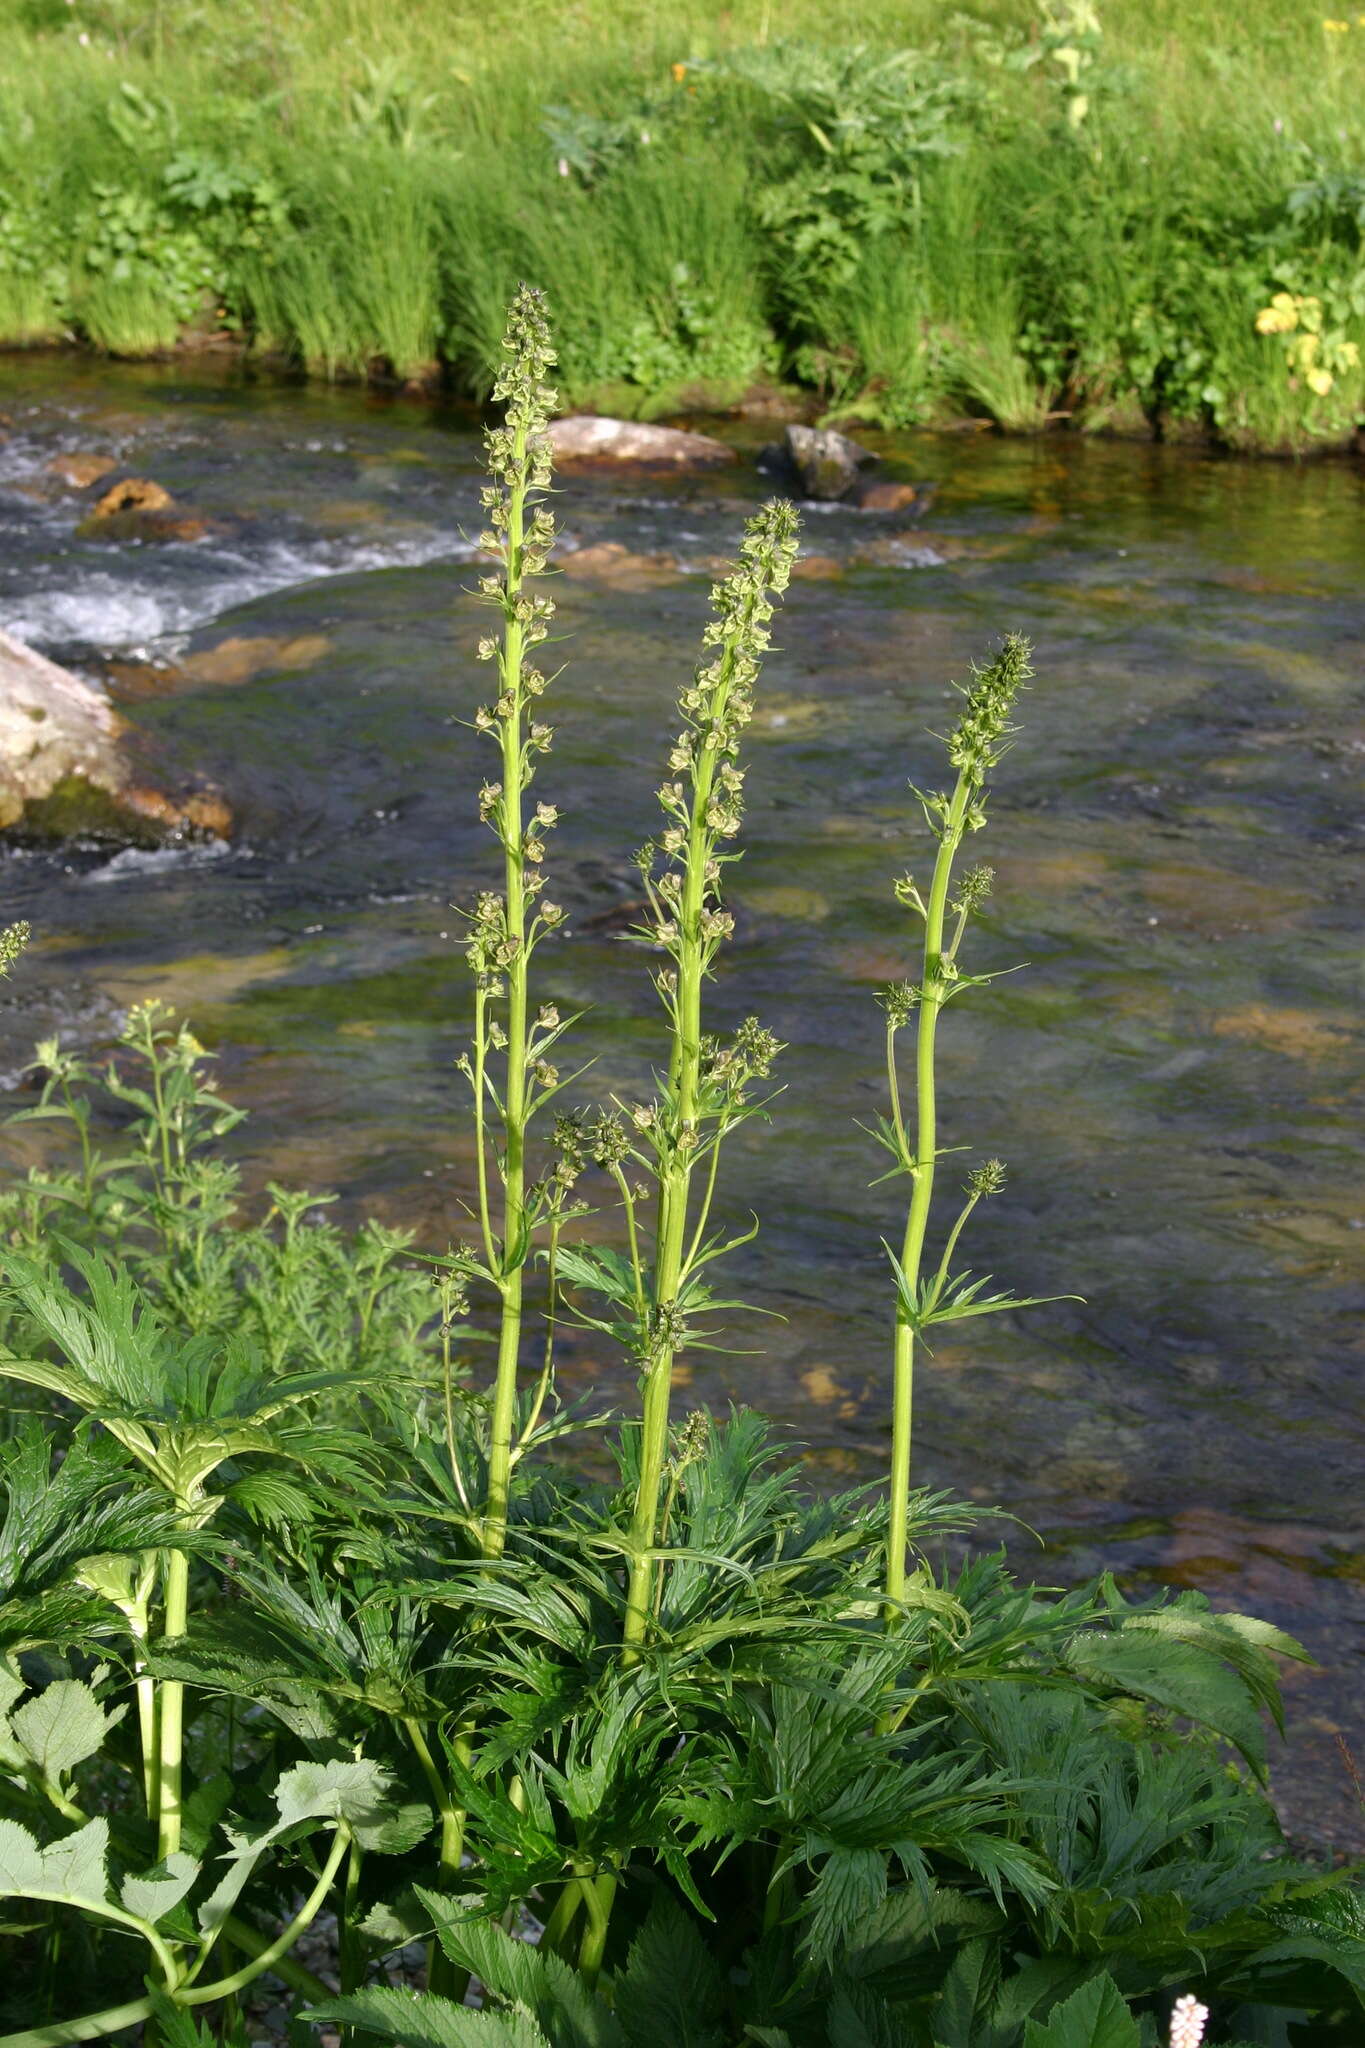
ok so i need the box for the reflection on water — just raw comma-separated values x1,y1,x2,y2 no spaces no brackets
2,356,1362,1849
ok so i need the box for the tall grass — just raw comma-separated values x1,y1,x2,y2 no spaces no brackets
440,143,774,408
244,153,444,379
0,1,1361,442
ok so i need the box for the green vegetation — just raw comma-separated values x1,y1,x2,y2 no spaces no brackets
1,2,1363,450
1,291,1363,2046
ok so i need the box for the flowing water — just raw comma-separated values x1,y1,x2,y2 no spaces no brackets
2,355,1361,1849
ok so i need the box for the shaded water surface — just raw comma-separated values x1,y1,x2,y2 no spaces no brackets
2,358,1362,1848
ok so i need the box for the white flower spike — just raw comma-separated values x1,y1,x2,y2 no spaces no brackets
1169,1995,1209,2048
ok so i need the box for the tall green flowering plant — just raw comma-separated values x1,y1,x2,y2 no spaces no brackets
561,505,800,1652
451,284,577,1564
872,635,1063,1609
622,504,800,1648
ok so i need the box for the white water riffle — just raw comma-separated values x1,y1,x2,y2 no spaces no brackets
0,531,477,655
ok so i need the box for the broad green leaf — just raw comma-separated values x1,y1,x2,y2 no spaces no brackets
121,1851,199,1924
0,1815,111,1910
359,1893,430,1947
11,1678,126,1779
272,1756,396,1835
930,1937,999,2047
1120,1607,1307,1736
1227,1928,1365,2009
827,1981,921,2048
305,1989,549,2048
615,1894,725,2048
1064,1628,1267,1772
1021,1976,1140,2048
201,1756,393,1932
350,1797,433,1855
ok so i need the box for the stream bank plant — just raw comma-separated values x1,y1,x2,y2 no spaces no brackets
1,291,1364,2048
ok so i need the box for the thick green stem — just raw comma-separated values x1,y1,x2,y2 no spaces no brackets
886,776,969,1611
541,1877,584,1956
156,1542,190,1859
0,1994,157,2048
623,816,707,1651
339,1835,364,1996
404,1717,468,1998
483,414,529,1565
575,1872,617,1990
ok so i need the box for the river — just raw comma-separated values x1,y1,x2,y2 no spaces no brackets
1,355,1361,1852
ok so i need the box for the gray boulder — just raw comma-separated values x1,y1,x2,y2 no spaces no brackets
762,424,877,502
0,628,229,842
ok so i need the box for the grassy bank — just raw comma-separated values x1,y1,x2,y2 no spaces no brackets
1,0,1363,451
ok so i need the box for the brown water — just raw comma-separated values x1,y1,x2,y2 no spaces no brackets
2,357,1362,1851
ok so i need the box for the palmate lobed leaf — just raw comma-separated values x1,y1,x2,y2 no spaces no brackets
199,1755,399,1933
2,1240,387,1439
0,1814,112,1911
120,1851,199,1925
1019,1973,1140,2048
9,1676,126,1779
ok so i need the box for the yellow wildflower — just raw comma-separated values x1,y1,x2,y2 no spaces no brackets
1254,292,1299,335
1306,366,1335,396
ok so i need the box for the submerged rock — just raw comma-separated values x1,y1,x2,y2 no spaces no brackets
856,479,925,513
45,452,118,490
180,633,332,687
548,416,735,468
559,542,683,590
91,477,174,518
0,628,229,844
76,476,210,544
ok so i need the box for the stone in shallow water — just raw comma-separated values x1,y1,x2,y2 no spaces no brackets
91,476,174,518
1211,1004,1354,1061
45,451,118,490
0,627,230,843
856,479,923,513
548,415,735,468
559,542,683,591
780,423,875,500
743,884,832,922
180,633,333,687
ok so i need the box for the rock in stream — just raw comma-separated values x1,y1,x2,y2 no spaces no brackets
0,627,230,844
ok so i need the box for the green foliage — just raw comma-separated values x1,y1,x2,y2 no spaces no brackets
1021,1975,1140,2048
700,40,973,302
1,286,1363,2046
2,2,1360,440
